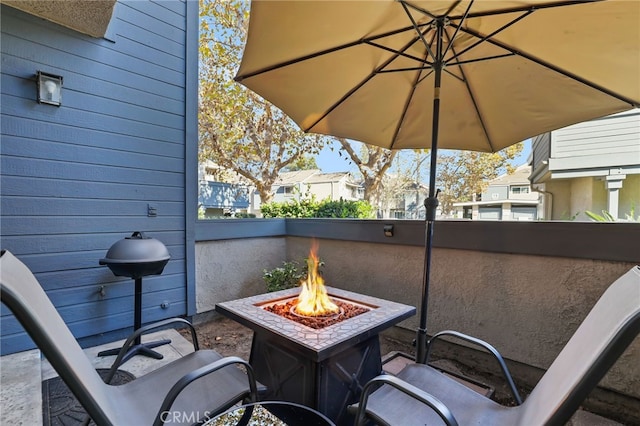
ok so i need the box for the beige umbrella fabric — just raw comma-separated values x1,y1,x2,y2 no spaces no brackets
234,0,640,363
236,0,639,152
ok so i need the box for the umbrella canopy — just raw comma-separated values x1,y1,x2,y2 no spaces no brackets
236,0,639,152
234,0,640,363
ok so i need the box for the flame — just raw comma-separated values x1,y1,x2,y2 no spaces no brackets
295,240,339,316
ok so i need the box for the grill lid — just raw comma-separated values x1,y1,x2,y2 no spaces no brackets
99,231,170,278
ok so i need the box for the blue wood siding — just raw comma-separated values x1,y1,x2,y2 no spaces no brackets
1,1,193,355
550,111,640,162
549,111,640,171
530,133,551,183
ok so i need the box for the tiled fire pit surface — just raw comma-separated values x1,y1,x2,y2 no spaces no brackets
216,286,415,362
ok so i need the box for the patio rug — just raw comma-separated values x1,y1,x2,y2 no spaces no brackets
42,368,135,426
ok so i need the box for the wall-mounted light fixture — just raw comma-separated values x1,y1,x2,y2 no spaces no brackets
383,224,394,237
37,71,63,106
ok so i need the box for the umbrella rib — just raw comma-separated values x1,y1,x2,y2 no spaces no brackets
399,0,438,61
446,9,533,64
365,40,434,67
235,23,432,82
390,54,429,150
402,0,462,20
446,0,601,20
303,33,427,133
373,27,438,72
440,67,463,83
443,31,497,151
378,66,432,74
441,0,474,59
449,53,515,68
462,26,640,107
415,68,436,86
235,39,363,81
389,20,437,151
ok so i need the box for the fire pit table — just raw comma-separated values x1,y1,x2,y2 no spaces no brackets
216,286,415,425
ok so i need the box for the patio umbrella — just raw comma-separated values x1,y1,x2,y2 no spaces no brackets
234,0,640,363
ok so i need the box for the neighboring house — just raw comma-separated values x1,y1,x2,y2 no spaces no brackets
1,1,198,354
452,165,541,221
198,161,251,217
385,182,429,220
270,169,363,204
198,181,251,218
199,160,247,185
530,110,640,221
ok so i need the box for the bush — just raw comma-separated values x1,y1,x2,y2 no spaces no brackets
262,257,326,292
586,207,639,222
316,199,375,218
263,261,303,292
234,212,256,218
261,197,374,218
261,198,320,218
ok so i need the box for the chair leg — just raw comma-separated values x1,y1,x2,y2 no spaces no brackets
236,405,255,426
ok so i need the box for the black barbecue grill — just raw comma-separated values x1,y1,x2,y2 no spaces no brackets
98,231,171,364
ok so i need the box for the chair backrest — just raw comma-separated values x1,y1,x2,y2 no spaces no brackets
0,250,117,424
517,266,640,425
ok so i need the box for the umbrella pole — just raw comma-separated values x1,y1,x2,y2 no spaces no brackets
416,19,444,365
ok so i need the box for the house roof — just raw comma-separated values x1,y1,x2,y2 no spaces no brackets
274,169,321,185
275,170,361,190
489,164,532,186
275,170,357,186
306,171,353,183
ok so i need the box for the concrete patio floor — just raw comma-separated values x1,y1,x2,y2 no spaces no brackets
0,329,194,425
0,324,624,425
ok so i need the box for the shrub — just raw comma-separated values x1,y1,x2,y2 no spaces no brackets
585,207,639,222
263,261,303,292
316,198,375,218
261,197,374,218
261,198,320,218
262,257,326,292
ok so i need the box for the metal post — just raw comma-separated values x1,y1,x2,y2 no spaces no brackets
416,18,445,364
134,277,143,346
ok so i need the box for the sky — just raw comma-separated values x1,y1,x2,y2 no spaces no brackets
315,141,355,173
315,139,532,174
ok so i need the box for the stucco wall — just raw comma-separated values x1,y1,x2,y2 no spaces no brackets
617,174,640,218
546,174,639,221
194,231,638,403
547,180,573,219
284,237,639,399
195,237,286,313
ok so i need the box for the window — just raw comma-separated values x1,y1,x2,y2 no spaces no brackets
511,186,529,194
463,207,473,220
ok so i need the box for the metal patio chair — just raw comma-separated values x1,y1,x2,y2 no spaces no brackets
350,265,640,426
0,249,264,426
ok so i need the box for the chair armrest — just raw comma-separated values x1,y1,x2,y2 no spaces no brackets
107,317,200,382
353,374,458,426
427,330,522,404
152,356,260,426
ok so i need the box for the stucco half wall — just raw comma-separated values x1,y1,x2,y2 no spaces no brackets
284,237,639,400
195,236,638,402
195,237,286,314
